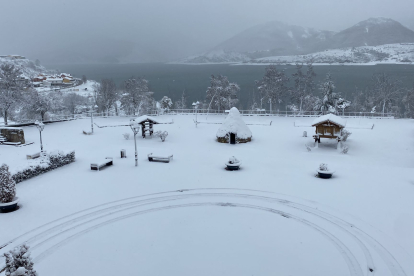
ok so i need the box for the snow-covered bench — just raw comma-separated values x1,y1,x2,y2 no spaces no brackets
90,157,113,171
147,153,173,163
26,152,41,159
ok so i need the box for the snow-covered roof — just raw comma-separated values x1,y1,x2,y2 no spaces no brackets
132,115,160,124
216,107,252,139
312,114,346,128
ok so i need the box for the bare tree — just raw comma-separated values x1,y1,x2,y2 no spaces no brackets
63,93,88,117
120,77,154,115
290,62,316,113
22,90,63,121
369,73,403,116
256,65,289,112
0,64,24,125
206,75,240,112
95,79,118,115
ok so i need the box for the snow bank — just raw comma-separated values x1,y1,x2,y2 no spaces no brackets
312,114,346,128
216,107,252,143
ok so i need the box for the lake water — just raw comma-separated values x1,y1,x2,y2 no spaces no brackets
45,63,414,108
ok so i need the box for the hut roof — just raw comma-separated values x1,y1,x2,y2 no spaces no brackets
216,107,252,139
312,114,346,128
133,115,160,124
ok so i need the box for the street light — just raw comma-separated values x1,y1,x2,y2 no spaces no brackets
34,120,45,154
88,95,98,134
130,118,140,167
192,101,200,128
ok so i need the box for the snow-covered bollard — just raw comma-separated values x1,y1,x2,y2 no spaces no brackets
225,156,241,171
303,131,307,137
316,163,334,179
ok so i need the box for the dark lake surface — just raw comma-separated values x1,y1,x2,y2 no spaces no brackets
45,63,414,108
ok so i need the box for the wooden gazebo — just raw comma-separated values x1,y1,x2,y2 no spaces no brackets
312,114,346,143
132,115,160,138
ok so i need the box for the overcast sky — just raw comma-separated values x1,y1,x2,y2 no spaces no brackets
2,0,414,63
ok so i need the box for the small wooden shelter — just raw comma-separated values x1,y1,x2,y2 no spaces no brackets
311,114,346,143
217,107,252,144
133,115,160,138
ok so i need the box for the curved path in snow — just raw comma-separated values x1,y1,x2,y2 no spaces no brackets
0,188,411,276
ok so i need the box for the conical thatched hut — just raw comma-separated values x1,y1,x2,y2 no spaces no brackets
216,107,252,144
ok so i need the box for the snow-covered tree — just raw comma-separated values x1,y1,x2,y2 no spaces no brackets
4,244,38,276
206,75,240,112
256,65,289,112
317,73,342,114
160,96,173,110
369,73,403,116
82,75,87,84
120,77,154,115
336,98,352,115
0,64,25,125
402,86,414,118
174,90,187,109
63,93,88,117
22,90,63,121
0,164,16,203
290,62,316,113
95,79,118,115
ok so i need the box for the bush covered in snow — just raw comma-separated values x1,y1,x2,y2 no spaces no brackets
319,163,329,171
341,144,349,154
123,133,130,140
305,144,312,152
154,131,168,142
12,150,75,184
4,244,37,276
341,129,352,141
0,164,16,203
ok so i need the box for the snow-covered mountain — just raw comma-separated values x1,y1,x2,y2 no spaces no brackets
176,18,414,64
250,43,414,65
326,18,414,49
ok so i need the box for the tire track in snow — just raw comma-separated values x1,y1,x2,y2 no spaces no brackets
0,189,410,276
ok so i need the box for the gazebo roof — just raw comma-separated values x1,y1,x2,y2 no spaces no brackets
216,107,252,139
133,115,160,124
312,114,346,128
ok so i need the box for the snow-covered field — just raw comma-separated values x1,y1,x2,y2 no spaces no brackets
1,115,414,276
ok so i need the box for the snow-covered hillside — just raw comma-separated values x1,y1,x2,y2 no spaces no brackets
0,57,50,78
175,50,250,64
251,43,414,65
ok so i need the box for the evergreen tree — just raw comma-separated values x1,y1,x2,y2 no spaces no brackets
160,96,173,110
0,164,16,203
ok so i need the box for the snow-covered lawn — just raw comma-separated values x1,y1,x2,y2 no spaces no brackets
1,115,414,276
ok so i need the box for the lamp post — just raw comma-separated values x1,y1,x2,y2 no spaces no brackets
192,101,200,128
34,120,45,154
130,119,140,166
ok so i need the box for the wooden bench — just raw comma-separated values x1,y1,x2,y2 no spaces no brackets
91,157,113,171
27,152,41,159
147,153,173,163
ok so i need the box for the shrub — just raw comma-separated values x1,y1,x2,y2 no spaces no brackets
123,133,130,140
4,244,37,276
341,129,351,141
0,164,16,203
305,144,312,152
341,145,349,154
12,150,75,184
319,163,329,171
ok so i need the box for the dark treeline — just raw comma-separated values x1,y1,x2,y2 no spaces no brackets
1,63,414,125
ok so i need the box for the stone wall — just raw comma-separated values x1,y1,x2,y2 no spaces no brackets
0,128,25,144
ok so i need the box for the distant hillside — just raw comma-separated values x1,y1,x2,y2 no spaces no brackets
326,18,414,49
251,43,414,65
177,17,414,64
0,56,51,78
